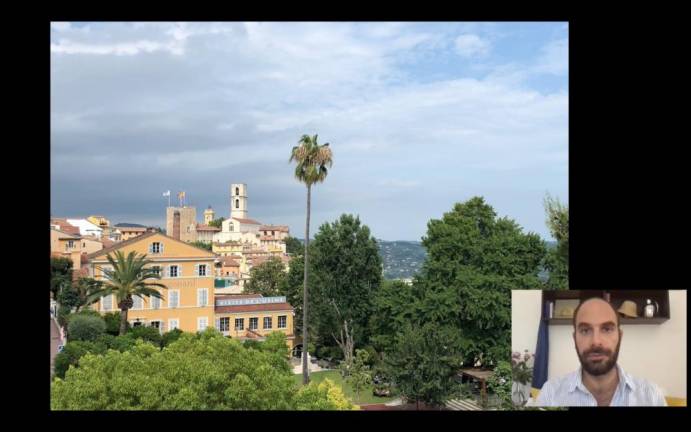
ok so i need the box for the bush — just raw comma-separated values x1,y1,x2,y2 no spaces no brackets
128,326,162,347
57,305,72,329
67,314,106,342
53,341,96,379
161,328,183,348
110,334,137,352
103,312,126,335
362,345,379,367
486,360,513,409
243,339,262,350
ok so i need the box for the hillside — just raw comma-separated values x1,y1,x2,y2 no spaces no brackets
377,240,427,280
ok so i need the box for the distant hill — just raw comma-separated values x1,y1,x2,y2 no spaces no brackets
377,240,427,280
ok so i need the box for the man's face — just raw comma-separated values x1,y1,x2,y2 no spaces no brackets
573,299,622,376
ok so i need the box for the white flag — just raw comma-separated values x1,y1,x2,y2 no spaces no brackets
163,190,170,197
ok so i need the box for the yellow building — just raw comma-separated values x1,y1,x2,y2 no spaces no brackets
86,232,296,347
214,294,296,349
88,231,216,333
50,227,83,270
212,240,244,256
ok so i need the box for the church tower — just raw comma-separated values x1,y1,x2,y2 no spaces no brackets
230,183,248,220
204,206,215,225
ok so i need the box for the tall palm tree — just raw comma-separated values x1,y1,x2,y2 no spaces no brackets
72,277,105,313
88,250,167,335
289,133,333,385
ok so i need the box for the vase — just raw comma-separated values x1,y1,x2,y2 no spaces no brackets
512,382,530,406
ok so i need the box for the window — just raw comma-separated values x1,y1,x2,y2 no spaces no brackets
198,264,207,276
236,187,239,196
151,295,160,310
169,319,179,330
263,317,272,329
197,289,208,307
102,295,112,311
235,199,239,209
219,317,230,332
230,224,234,232
151,266,161,277
169,265,179,278
198,317,208,331
278,315,287,329
65,240,74,251
150,321,161,330
169,290,179,308
132,295,143,310
83,242,86,247
235,318,244,330
150,242,161,254
249,317,258,330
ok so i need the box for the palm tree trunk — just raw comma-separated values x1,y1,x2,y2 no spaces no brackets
120,307,129,335
302,184,311,385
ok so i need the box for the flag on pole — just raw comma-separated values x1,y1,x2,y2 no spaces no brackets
162,190,170,197
531,299,550,389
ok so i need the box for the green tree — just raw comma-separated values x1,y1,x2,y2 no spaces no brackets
310,214,382,367
51,329,352,410
368,280,417,356
58,277,104,313
51,256,73,300
284,236,303,256
67,314,106,342
88,251,168,335
208,217,225,229
245,257,287,297
103,312,128,335
161,328,183,347
189,241,213,251
289,133,333,385
415,197,546,367
385,323,462,409
128,326,163,347
345,349,372,403
543,193,569,289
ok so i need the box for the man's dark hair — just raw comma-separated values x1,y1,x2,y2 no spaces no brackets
572,296,620,329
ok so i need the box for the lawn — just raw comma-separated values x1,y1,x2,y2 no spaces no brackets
293,370,397,405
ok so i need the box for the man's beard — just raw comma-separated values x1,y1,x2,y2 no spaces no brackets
576,336,621,376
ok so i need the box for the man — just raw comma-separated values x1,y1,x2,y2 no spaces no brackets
534,297,667,406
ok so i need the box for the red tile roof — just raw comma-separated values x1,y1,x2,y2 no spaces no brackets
221,257,240,267
51,219,81,236
232,217,262,225
215,303,294,314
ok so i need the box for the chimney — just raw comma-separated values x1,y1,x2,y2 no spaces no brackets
173,211,181,240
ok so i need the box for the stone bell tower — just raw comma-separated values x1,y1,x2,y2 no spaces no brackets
230,183,248,220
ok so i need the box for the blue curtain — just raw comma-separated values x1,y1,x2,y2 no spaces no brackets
531,300,549,389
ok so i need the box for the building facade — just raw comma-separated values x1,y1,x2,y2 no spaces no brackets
214,294,296,349
88,232,216,333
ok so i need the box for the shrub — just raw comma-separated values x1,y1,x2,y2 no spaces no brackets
161,328,183,348
486,360,513,409
110,334,137,352
67,314,106,342
362,345,379,367
128,326,162,347
57,305,72,329
103,312,126,335
53,340,96,379
243,339,262,350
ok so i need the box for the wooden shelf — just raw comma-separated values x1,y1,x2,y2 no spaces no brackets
548,317,669,325
542,290,670,325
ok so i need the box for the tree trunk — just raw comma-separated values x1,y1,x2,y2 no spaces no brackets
302,184,311,385
120,307,129,335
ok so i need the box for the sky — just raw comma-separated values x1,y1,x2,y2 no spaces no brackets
51,22,568,241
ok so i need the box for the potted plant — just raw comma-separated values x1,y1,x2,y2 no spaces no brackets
511,350,534,406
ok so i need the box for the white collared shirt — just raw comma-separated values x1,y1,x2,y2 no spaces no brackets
533,364,667,407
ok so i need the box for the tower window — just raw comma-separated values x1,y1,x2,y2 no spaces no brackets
236,187,239,196
236,199,239,209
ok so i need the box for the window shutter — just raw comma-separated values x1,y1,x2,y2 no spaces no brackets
166,266,170,278
195,264,199,276
160,243,164,254
148,243,153,254
215,318,221,329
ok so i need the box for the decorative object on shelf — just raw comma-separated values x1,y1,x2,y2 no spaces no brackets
617,300,638,318
554,299,579,319
643,299,659,318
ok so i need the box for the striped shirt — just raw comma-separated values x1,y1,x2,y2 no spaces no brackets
533,364,667,407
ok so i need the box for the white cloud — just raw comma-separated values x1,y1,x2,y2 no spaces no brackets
51,38,185,56
51,22,71,32
533,38,568,75
454,34,491,58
